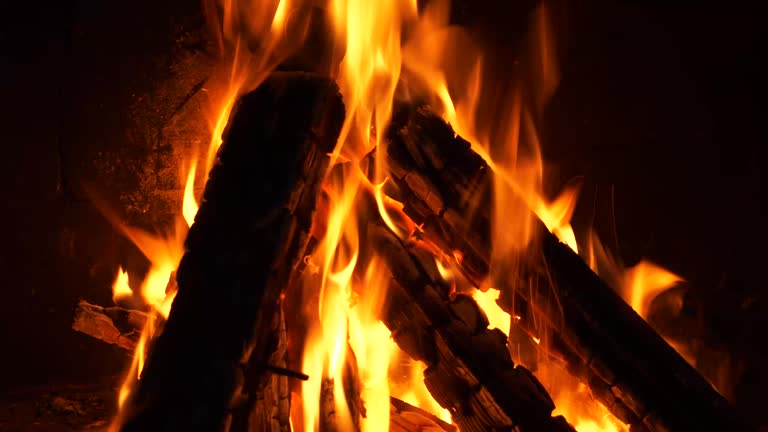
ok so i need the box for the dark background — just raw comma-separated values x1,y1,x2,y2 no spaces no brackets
1,0,765,426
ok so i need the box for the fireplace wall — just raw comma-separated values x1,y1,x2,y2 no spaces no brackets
1,0,764,424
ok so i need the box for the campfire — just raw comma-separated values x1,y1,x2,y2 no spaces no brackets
70,1,750,431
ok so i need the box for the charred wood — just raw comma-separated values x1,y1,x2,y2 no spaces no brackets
382,105,752,432
117,72,345,432
247,305,291,432
358,190,575,432
72,300,148,352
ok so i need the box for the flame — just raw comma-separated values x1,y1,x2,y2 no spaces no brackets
551,379,627,432
110,0,311,422
348,257,393,432
399,3,633,428
623,261,683,319
111,266,132,304
299,165,360,431
182,159,198,227
392,357,452,424
472,288,511,336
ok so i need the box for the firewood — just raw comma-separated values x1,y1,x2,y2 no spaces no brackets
72,300,148,352
382,105,753,432
116,72,345,432
356,187,575,432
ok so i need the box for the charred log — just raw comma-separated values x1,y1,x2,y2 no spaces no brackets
382,105,752,432
117,72,345,432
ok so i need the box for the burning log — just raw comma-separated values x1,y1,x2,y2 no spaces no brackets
72,300,148,352
117,72,345,432
382,105,753,432
360,196,575,432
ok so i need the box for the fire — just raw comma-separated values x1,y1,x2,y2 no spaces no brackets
472,288,511,336
623,261,683,318
100,0,697,430
182,159,198,227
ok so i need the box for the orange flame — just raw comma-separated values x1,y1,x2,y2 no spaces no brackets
111,266,132,304
182,159,198,227
623,261,683,318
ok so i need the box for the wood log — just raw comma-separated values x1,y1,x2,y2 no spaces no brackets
357,190,575,432
381,105,753,432
72,300,148,352
117,72,345,432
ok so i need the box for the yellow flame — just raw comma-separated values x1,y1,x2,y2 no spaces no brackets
349,257,393,432
472,288,511,336
182,160,198,227
300,165,361,430
623,261,683,319
112,266,132,304
552,380,627,432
